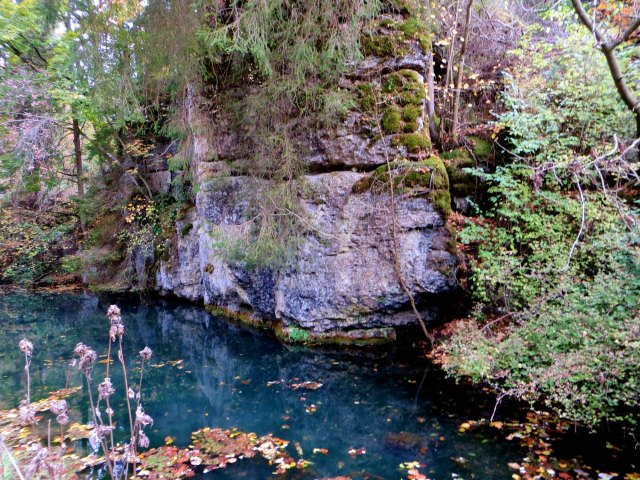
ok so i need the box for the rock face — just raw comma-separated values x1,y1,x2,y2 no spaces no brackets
153,19,457,342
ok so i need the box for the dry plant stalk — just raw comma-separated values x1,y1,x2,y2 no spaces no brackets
7,304,153,479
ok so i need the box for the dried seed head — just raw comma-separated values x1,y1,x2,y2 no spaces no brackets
19,403,36,425
139,347,152,361
106,305,121,318
109,317,124,341
135,405,153,428
107,305,124,340
50,400,68,415
19,339,33,356
98,378,115,400
78,348,97,373
56,413,69,425
74,343,89,357
138,430,150,449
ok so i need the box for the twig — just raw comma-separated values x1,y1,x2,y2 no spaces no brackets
481,312,512,332
562,174,586,271
490,392,507,422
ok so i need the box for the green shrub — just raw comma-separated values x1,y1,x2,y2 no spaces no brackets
61,255,82,273
443,253,640,427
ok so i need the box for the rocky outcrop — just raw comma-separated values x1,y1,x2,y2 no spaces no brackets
153,14,457,343
157,171,455,336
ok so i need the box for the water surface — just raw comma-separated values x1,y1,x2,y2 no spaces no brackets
0,293,526,479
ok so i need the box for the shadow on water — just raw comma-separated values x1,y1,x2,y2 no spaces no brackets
0,293,549,478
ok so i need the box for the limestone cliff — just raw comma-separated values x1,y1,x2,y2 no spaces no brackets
149,13,457,343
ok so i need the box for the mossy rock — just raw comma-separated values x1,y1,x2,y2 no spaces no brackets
361,33,409,58
442,148,475,196
403,122,419,133
446,223,458,255
353,157,451,217
398,18,431,53
399,89,425,106
440,148,471,161
429,190,452,218
391,132,431,153
380,18,397,28
351,176,373,194
361,7,431,59
275,324,396,346
387,0,414,15
398,17,420,36
357,82,377,112
372,157,449,190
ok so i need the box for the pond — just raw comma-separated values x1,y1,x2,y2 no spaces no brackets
0,293,631,479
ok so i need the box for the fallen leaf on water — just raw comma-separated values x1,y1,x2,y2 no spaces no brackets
291,381,323,390
348,448,366,456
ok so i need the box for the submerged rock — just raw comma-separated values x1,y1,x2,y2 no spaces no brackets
384,431,428,452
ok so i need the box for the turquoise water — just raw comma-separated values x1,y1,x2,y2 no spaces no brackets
0,293,529,478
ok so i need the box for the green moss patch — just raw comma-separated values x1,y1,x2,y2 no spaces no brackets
361,33,408,58
356,82,377,111
276,324,396,346
402,105,422,123
381,106,403,133
442,148,476,197
468,136,493,159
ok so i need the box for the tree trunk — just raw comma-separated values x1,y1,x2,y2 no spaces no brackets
451,0,474,145
426,51,439,143
72,118,84,197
